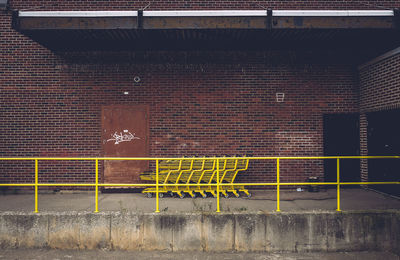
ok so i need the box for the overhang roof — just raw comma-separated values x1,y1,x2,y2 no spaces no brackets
13,9,400,52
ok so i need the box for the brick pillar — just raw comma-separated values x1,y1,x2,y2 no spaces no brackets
360,113,368,182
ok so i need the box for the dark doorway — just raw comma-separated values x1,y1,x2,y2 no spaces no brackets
323,114,360,184
367,109,400,197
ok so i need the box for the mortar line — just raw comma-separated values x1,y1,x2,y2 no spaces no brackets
325,214,329,251
201,213,205,252
47,215,49,247
362,214,366,250
264,213,267,252
308,214,312,249
172,217,174,252
233,214,236,251
16,216,20,247
142,215,146,251
78,213,81,248
140,215,144,250
109,213,112,246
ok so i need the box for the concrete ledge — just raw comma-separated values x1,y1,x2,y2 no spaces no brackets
0,211,399,253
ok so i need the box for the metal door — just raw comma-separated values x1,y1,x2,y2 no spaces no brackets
323,114,360,183
102,105,149,187
367,109,400,196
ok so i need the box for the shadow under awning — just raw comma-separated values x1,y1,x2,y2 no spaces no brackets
12,10,400,51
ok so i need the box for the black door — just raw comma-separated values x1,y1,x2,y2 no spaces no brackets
323,114,360,184
367,109,400,196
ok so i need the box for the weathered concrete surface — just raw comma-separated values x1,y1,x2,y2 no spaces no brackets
171,214,202,252
110,212,143,250
1,189,399,213
266,213,328,252
0,249,399,260
203,213,235,252
0,211,399,254
47,212,111,250
0,213,48,249
235,213,266,252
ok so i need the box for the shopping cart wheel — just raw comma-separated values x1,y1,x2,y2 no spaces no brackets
201,193,207,198
179,193,185,199
246,192,252,198
158,193,164,198
146,193,153,198
191,193,197,198
220,193,229,198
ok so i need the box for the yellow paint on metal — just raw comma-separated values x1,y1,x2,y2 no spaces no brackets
155,159,160,213
338,182,400,185
0,156,399,213
216,158,220,213
0,184,35,186
276,158,280,212
35,159,38,213
95,159,99,213
37,183,98,186
336,158,341,212
0,156,399,161
1,182,399,187
3,182,396,188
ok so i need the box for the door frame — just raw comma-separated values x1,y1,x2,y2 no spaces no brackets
101,104,150,185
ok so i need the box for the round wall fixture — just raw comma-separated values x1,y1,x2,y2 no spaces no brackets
133,76,141,83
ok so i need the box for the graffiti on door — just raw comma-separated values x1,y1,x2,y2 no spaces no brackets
107,130,140,145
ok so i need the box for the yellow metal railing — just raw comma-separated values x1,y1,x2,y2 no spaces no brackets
0,156,399,213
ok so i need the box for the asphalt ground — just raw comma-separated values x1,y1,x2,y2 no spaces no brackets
0,188,399,213
0,249,399,260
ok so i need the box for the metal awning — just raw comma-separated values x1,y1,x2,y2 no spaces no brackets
13,9,400,51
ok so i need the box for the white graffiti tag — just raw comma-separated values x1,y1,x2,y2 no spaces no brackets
107,130,140,144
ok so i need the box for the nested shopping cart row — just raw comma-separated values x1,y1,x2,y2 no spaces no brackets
140,157,250,198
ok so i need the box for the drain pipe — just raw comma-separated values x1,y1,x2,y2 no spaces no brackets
137,9,143,29
395,8,400,29
266,8,272,30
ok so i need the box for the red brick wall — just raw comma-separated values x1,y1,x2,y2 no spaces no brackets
0,45,359,187
1,0,380,188
8,0,400,10
359,52,400,113
358,50,400,180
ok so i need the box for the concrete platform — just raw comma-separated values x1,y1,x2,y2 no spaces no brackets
0,188,399,213
1,188,399,253
1,210,399,253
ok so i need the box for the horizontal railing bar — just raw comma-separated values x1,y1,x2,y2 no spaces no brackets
337,182,400,185
1,157,397,214
0,156,399,160
37,184,95,186
1,182,398,187
278,182,400,185
215,182,400,186
0,184,35,186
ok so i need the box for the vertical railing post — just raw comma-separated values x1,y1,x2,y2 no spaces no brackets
216,158,220,213
34,159,39,213
155,159,160,213
95,159,99,213
336,158,341,212
276,158,280,212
